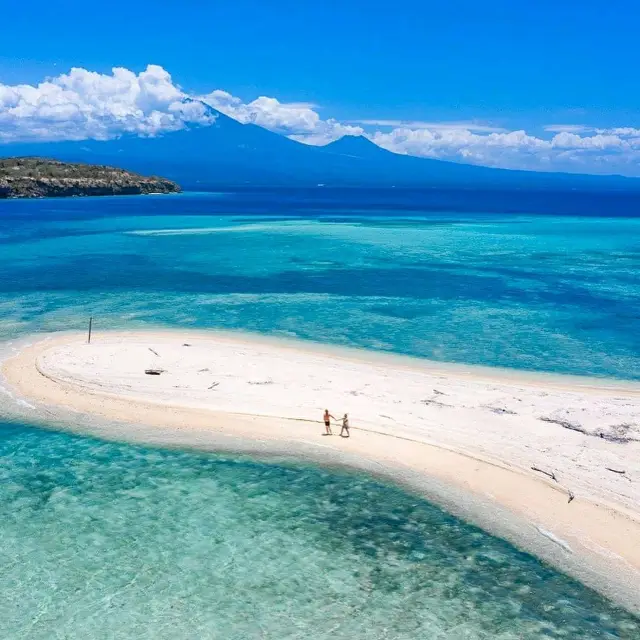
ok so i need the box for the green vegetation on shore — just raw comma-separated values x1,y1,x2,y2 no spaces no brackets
0,157,181,199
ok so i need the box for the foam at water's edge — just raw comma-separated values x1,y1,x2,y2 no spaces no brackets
535,527,573,553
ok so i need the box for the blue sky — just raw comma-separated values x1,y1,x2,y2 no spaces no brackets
1,0,640,175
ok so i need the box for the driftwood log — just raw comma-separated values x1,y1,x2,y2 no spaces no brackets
531,466,558,482
531,467,576,503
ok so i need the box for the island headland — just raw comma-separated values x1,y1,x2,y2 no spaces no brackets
0,157,181,198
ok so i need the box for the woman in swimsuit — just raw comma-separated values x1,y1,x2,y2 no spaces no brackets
340,413,350,438
323,409,335,435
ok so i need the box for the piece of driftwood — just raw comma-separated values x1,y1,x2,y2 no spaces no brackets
183,343,191,347
145,369,164,375
148,348,160,357
208,382,219,389
605,467,632,482
531,466,558,482
567,490,575,503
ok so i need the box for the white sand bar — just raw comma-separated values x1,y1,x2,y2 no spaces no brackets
2,330,640,610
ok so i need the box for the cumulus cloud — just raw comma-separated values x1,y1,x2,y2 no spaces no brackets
200,90,362,143
551,132,628,150
370,127,554,170
0,65,361,145
2,64,640,175
369,124,640,174
0,65,214,142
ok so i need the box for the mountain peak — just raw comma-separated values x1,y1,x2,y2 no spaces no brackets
324,134,378,150
319,135,389,162
180,97,221,120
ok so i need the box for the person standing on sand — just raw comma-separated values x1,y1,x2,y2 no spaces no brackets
340,413,350,438
323,409,335,435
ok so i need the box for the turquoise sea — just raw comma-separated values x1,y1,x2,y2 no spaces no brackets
1,190,639,638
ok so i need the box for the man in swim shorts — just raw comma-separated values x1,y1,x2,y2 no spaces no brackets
323,409,335,435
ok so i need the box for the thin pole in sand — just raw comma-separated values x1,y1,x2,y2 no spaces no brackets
87,316,93,344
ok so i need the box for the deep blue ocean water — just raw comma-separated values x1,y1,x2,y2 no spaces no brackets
1,189,639,637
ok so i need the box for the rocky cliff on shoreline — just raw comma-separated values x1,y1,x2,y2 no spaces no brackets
0,157,181,198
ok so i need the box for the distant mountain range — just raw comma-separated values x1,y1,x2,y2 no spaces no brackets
1,106,638,190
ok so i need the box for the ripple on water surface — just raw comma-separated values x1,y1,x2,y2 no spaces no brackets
0,420,638,639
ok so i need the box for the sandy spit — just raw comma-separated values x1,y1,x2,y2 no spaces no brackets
1,330,639,612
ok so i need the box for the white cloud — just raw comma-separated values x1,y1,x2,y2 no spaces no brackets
353,119,506,133
369,125,640,174
544,124,592,133
551,132,627,150
596,126,640,137
0,65,214,142
200,91,362,143
370,127,550,163
2,64,640,175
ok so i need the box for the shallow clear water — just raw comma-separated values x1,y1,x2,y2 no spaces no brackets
1,420,638,639
1,190,640,637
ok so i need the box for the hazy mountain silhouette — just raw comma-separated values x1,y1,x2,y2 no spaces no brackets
0,106,637,190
